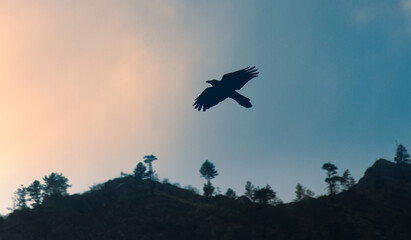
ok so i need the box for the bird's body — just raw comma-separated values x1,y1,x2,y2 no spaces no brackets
193,66,259,111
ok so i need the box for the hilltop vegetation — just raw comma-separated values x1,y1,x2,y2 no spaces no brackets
0,145,411,239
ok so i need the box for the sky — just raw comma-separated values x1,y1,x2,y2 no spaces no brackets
1,0,411,214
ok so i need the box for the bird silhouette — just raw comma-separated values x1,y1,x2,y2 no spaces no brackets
193,66,259,111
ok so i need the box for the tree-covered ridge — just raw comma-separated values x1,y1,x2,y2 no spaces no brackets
9,173,71,211
1,145,411,240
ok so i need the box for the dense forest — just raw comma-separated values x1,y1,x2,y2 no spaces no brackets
0,145,410,240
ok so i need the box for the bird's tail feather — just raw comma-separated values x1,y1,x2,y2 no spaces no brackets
230,91,252,108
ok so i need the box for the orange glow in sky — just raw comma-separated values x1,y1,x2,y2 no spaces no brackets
3,0,411,216
0,1,218,213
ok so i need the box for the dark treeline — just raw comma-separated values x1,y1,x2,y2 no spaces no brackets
9,172,71,210
5,144,411,211
0,144,411,239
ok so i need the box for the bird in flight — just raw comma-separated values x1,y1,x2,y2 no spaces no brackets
193,66,259,111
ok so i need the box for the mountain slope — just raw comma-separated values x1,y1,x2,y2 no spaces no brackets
1,159,411,240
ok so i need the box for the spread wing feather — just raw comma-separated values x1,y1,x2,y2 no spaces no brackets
220,66,259,90
193,87,228,112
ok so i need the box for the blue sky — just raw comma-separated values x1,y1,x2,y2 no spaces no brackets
1,1,410,213
169,0,411,200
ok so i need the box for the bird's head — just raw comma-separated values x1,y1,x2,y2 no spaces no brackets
206,79,219,87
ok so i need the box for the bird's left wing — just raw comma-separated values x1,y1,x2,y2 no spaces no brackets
193,87,228,112
221,66,259,90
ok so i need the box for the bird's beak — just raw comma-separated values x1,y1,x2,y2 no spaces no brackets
206,80,211,84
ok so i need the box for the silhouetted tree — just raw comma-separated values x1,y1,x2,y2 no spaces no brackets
200,160,218,197
294,183,315,201
295,184,304,201
340,170,356,190
203,181,215,198
245,181,255,201
134,162,147,180
27,180,43,207
43,173,71,196
225,188,237,199
14,185,28,209
253,184,276,205
200,160,218,181
322,162,340,195
144,155,158,178
252,184,279,239
306,189,315,197
394,144,410,164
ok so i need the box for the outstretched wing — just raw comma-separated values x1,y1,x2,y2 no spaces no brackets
220,66,259,90
193,87,228,112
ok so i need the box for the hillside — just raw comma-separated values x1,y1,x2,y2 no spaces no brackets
1,159,411,240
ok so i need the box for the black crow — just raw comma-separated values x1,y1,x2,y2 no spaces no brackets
193,66,259,111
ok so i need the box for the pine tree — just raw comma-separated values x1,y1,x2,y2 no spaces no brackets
203,181,215,197
394,144,410,164
322,162,340,195
245,181,255,201
294,183,315,201
295,183,305,201
199,160,218,181
14,185,28,209
27,180,43,207
252,184,276,205
225,188,237,199
199,160,218,197
340,169,356,190
43,173,71,196
305,189,315,198
134,162,147,180
143,155,158,178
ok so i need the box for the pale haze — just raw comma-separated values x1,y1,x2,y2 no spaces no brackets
1,1,411,214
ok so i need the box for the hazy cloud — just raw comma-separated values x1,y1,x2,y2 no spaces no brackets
0,1,228,213
348,0,411,35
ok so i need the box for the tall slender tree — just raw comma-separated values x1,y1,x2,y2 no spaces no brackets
14,185,28,209
322,162,340,195
199,160,218,197
245,181,255,201
144,155,158,178
295,183,305,201
27,180,43,207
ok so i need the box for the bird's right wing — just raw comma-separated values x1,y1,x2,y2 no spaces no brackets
193,87,228,112
221,66,259,90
